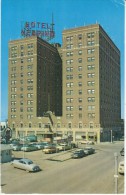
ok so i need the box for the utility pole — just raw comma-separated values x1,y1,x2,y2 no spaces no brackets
114,152,118,194
111,130,113,143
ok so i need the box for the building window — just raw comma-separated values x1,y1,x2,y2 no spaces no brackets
39,123,42,128
27,65,33,69
27,86,33,90
20,108,23,112
78,66,82,71
66,51,73,56
87,32,95,38
29,123,32,128
27,72,33,76
20,73,23,77
66,90,73,95
78,43,82,48
66,106,73,111
89,123,94,128
78,34,82,40
87,73,95,78
27,79,33,84
79,122,83,128
88,89,95,94
11,60,17,64
20,101,23,105
87,41,95,46
78,50,82,55
27,93,33,98
68,122,72,128
66,75,73,80
11,94,17,99
27,100,33,105
88,97,95,102
66,98,73,103
87,65,95,70
27,115,33,119
78,58,82,63
79,90,82,95
66,67,73,72
78,82,82,87
78,98,82,103
66,114,73,119
87,48,95,54
87,57,95,62
11,87,17,92
21,59,24,63
20,45,24,50
88,113,95,118
66,44,73,49
79,106,82,111
88,105,95,110
66,82,73,87
27,57,33,62
87,81,95,86
79,113,82,118
66,59,73,64
78,74,82,79
27,43,33,49
66,36,73,41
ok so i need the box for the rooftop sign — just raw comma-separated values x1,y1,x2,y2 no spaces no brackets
21,21,55,41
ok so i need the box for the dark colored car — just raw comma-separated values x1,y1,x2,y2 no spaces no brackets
83,147,95,155
120,148,124,156
71,149,85,158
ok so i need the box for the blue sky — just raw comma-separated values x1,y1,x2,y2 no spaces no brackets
1,0,125,121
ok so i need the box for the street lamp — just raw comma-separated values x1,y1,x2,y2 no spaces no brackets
111,130,113,143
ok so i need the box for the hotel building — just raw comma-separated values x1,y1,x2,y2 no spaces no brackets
8,24,121,142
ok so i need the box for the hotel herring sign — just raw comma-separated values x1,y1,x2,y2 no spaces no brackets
21,21,55,41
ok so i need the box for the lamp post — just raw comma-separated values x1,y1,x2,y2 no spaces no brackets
111,130,113,143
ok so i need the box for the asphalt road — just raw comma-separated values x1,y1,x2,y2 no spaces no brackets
1,141,124,194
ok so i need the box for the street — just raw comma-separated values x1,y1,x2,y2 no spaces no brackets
1,142,124,194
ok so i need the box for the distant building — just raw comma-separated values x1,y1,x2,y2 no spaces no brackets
8,24,121,142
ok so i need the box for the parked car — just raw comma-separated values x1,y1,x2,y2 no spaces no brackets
83,147,95,155
43,146,58,154
12,144,24,151
58,143,71,151
120,148,124,156
12,158,41,172
33,143,45,150
118,161,124,175
71,149,86,159
21,144,37,152
79,140,94,145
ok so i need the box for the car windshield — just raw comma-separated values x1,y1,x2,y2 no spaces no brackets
27,161,33,165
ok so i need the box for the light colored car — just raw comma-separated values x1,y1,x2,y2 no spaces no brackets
12,144,23,151
118,161,124,174
79,140,94,145
21,144,37,152
33,143,45,150
83,147,95,155
43,146,58,154
12,158,41,172
59,143,71,151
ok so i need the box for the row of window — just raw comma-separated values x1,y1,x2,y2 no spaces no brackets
66,81,95,87
66,41,95,49
11,93,34,99
66,57,95,64
66,32,95,42
66,48,95,57
11,44,34,51
66,89,95,95
11,58,34,64
66,113,95,119
11,51,34,58
66,73,95,80
66,65,95,72
66,105,95,111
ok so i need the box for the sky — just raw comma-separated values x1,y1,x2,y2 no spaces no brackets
1,0,125,121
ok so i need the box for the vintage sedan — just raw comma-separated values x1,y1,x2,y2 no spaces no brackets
21,144,37,152
12,144,24,151
120,148,124,156
71,149,86,159
58,143,71,151
83,147,95,155
118,161,124,175
12,158,41,172
43,146,58,154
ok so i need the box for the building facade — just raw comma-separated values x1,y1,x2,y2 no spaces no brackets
56,24,121,143
8,36,62,140
8,24,121,143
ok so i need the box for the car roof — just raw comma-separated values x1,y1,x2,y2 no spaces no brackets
20,158,32,162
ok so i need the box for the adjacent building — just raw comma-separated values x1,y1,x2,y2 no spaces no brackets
8,36,62,140
8,24,121,142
